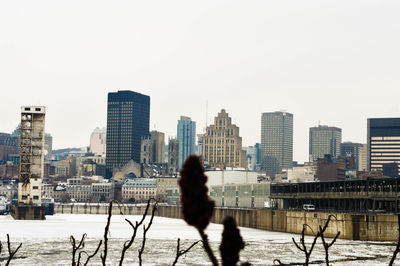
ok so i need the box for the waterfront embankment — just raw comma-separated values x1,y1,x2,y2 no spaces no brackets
54,203,399,241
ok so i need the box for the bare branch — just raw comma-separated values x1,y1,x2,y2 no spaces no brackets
70,233,86,266
83,240,102,266
291,237,304,252
138,201,158,266
328,232,340,248
100,200,122,266
5,234,22,266
319,215,341,266
291,224,320,266
172,238,200,266
119,199,152,266
77,251,84,266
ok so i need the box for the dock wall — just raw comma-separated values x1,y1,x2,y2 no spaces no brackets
54,204,399,241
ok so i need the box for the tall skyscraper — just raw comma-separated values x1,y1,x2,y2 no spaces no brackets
150,130,165,163
260,111,293,176
340,142,363,171
90,127,106,156
106,90,150,177
203,109,247,169
177,116,196,169
309,125,342,162
367,118,400,177
19,106,46,205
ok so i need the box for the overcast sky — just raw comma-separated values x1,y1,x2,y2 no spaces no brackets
1,1,400,163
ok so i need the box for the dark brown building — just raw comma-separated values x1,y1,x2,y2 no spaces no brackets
316,155,356,181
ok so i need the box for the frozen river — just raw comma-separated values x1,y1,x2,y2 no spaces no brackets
0,214,397,265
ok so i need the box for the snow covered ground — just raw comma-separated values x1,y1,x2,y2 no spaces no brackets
0,214,396,265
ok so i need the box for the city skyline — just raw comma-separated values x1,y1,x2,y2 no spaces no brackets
1,1,400,163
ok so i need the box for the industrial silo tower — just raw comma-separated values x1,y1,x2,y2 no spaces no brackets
12,106,46,219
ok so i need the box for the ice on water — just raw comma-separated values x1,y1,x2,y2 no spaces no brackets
0,214,395,265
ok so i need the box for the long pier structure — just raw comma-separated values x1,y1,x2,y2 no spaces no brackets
54,203,400,241
270,178,400,213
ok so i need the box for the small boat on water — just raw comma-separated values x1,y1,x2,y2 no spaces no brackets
0,196,9,215
41,197,55,215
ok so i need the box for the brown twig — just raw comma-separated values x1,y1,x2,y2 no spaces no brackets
172,238,200,266
81,240,102,266
389,214,400,266
292,224,319,266
319,215,340,266
138,201,158,266
100,200,123,266
70,233,86,266
5,234,22,266
119,199,152,266
198,230,219,266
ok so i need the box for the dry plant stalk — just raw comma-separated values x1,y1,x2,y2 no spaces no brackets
119,198,152,266
291,224,320,266
70,233,86,266
219,216,245,266
100,200,114,266
138,201,158,266
0,234,23,266
172,238,200,266
319,215,340,266
179,155,218,266
70,232,102,266
79,240,102,266
274,215,341,266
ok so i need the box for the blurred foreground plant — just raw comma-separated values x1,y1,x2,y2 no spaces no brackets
179,155,249,266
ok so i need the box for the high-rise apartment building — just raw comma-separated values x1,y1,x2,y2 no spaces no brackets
340,142,363,171
368,118,400,177
177,116,196,169
19,106,46,205
260,112,293,176
90,127,106,156
203,109,247,169
309,125,342,162
106,91,150,177
150,130,165,163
